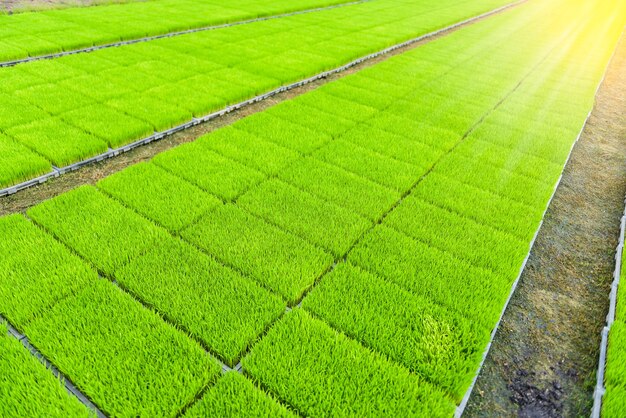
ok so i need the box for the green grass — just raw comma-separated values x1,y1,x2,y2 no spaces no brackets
183,372,296,418
153,142,265,201
0,323,90,418
24,280,219,417
182,204,334,304
115,237,285,365
97,162,221,232
238,179,371,257
27,186,170,275
243,309,456,417
278,156,399,221
0,135,51,188
0,214,97,328
302,262,490,400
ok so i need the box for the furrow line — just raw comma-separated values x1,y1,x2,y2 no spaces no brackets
0,0,526,198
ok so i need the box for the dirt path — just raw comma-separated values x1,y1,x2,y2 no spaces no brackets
465,33,626,417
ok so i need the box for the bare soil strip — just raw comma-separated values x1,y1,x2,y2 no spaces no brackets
465,32,626,417
0,1,523,216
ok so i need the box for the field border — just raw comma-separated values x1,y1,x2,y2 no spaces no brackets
0,314,107,418
0,0,369,68
0,0,525,198
455,34,622,417
591,197,626,417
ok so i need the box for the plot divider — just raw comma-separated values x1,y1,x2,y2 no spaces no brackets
0,0,526,198
0,314,108,418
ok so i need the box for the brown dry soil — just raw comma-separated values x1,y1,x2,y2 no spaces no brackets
0,1,523,216
465,34,626,417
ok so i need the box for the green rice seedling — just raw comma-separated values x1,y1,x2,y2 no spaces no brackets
233,112,332,154
238,179,370,257
267,101,357,138
0,41,27,61
434,153,556,208
604,321,626,416
6,118,108,167
59,53,120,73
312,139,426,193
453,136,564,184
106,93,192,131
302,262,490,400
413,173,543,241
24,280,219,417
57,74,134,102
339,124,443,167
115,237,285,365
0,214,97,328
183,372,296,418
210,67,280,96
60,105,154,148
294,92,378,123
153,142,265,201
602,382,626,418
144,81,231,118
468,119,575,165
365,113,461,150
0,92,50,131
278,156,399,221
243,309,455,417
197,127,300,175
385,197,527,275
18,60,88,83
15,83,95,115
341,73,414,99
97,67,167,93
0,135,51,188
97,162,221,232
317,81,394,110
182,204,333,304
0,69,46,93
0,323,89,418
348,225,510,327
27,186,170,275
